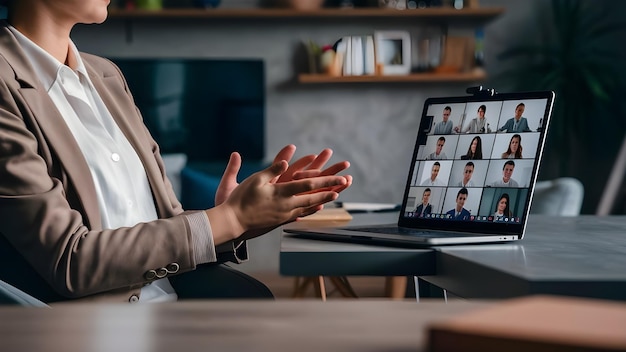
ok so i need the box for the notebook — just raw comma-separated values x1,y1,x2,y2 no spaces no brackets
285,90,555,247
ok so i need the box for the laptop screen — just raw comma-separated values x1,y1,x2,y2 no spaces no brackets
398,91,555,237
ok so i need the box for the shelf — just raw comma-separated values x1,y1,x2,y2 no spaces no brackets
298,71,487,84
107,7,504,20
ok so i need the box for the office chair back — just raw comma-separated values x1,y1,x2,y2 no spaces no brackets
531,177,584,216
0,279,48,307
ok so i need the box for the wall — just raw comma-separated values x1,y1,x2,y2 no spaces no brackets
71,0,523,272
73,4,515,206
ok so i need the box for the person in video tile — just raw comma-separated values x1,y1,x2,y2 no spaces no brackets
414,188,432,218
498,103,531,133
501,134,523,159
461,136,483,160
491,160,519,187
457,162,475,187
421,162,446,186
455,104,491,134
433,106,453,135
446,188,470,220
493,193,513,221
426,136,448,160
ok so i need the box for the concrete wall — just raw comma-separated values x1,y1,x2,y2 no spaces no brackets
72,0,523,272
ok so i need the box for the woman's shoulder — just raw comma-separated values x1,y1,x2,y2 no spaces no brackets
80,52,122,76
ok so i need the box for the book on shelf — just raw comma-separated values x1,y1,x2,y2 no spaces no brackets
340,36,351,76
364,35,376,75
335,35,376,77
351,36,364,76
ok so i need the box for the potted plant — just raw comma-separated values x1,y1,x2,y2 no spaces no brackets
491,0,626,213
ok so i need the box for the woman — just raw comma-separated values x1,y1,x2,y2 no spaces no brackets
461,136,483,160
0,0,352,303
493,193,512,221
501,134,523,159
455,105,491,134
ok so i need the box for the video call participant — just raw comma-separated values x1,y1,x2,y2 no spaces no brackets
461,136,483,160
455,104,491,134
497,103,531,133
491,160,519,187
414,188,432,218
446,188,470,220
433,106,453,135
501,134,523,159
426,136,448,160
421,162,446,186
457,162,475,187
493,193,512,221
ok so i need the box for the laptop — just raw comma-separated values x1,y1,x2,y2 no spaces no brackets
285,90,555,247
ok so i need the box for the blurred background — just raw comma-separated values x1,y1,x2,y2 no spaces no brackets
82,0,626,215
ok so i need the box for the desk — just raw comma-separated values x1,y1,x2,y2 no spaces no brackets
281,215,626,301
423,215,626,300
281,212,435,277
0,300,490,352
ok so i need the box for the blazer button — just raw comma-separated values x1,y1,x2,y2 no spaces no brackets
129,295,139,303
156,267,168,278
144,270,157,280
166,263,180,274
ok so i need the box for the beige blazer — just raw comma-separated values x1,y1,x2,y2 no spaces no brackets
0,23,230,303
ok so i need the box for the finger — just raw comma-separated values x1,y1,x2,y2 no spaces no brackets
297,204,325,219
287,191,339,211
273,144,296,164
276,154,317,183
276,176,347,197
258,160,289,184
307,148,333,170
295,175,352,195
215,152,243,205
291,169,322,180
270,145,297,183
331,175,353,193
318,161,350,176
221,152,242,183
291,161,350,179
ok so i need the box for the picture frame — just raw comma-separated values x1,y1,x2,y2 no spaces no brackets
374,30,412,75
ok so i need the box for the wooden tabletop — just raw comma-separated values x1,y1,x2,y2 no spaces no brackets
1,300,490,352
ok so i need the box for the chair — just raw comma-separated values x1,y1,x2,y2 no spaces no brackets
181,166,221,209
0,279,48,307
530,177,584,216
180,161,268,210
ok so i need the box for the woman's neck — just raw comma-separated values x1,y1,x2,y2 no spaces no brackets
10,5,73,65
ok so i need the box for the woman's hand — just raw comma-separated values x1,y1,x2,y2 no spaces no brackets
275,145,352,189
215,144,352,206
214,151,243,207
206,160,348,244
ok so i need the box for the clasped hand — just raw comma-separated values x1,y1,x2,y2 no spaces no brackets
210,145,352,241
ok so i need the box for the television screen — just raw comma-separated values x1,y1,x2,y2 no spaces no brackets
109,58,265,162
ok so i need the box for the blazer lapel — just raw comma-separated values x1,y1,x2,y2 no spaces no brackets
0,24,102,229
85,59,170,217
